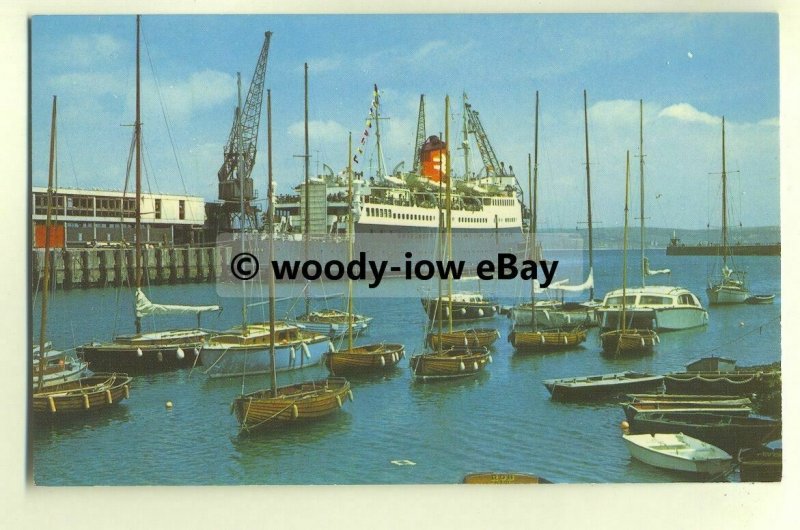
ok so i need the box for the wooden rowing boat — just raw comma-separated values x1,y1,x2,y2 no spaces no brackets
600,328,659,355
622,433,733,475
426,328,499,350
233,378,352,432
745,294,774,305
324,343,404,375
32,373,132,416
625,393,753,406
542,371,663,401
410,347,492,381
629,411,781,454
510,327,588,353
622,401,752,422
738,444,782,482
463,472,552,484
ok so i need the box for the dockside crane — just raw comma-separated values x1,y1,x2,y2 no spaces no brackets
411,94,426,174
216,31,272,232
463,95,524,204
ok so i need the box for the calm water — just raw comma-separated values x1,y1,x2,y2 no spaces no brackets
30,251,781,485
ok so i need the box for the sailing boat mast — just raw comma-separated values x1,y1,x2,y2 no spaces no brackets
134,15,143,335
622,151,630,333
582,90,594,301
445,95,453,332
721,116,728,268
37,95,57,392
267,89,277,397
639,99,646,287
531,91,539,331
347,132,354,353
303,63,310,317
462,92,470,179
236,73,248,335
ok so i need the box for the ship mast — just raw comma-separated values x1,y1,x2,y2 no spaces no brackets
582,90,594,301
445,95,453,332
639,99,646,287
267,89,277,397
347,132,355,352
134,15,142,335
374,85,386,180
237,74,248,335
622,151,630,333
303,63,310,316
531,92,540,331
721,116,728,268
37,95,57,392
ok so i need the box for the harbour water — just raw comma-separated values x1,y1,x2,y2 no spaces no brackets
30,250,781,485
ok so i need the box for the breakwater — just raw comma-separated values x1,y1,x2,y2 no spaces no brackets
31,246,232,290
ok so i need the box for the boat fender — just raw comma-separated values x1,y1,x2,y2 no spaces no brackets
48,396,56,413
640,338,645,347
478,309,484,317
399,349,405,359
460,308,467,315
290,346,296,361
336,395,343,408
655,336,660,344
157,351,163,362
445,307,450,317
302,342,311,359
124,384,129,399
380,356,386,367
473,361,479,371
176,347,185,360
136,347,143,358
488,355,493,364
347,389,354,402
540,334,545,344
563,336,568,345
106,389,113,404
327,341,336,353
391,352,397,363
83,394,90,409
194,347,200,357
459,361,465,372
495,330,500,338
291,404,299,419
463,337,469,346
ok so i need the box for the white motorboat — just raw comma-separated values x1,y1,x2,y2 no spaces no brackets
597,285,708,331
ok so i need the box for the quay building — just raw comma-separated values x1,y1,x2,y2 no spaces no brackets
32,187,206,248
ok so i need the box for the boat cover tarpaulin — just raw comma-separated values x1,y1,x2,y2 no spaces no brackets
135,289,220,318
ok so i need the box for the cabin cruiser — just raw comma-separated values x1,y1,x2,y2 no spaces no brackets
597,285,708,332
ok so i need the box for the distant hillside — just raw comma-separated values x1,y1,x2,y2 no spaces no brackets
536,226,780,250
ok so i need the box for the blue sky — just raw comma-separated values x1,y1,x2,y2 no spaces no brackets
30,13,779,229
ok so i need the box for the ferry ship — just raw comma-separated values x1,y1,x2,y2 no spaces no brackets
272,93,526,274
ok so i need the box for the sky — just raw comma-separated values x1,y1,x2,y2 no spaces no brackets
29,13,780,230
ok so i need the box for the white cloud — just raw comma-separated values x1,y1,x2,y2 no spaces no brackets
658,103,719,125
61,33,125,68
157,69,236,118
304,56,343,74
288,119,347,144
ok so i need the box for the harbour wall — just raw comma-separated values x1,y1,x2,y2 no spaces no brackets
31,246,233,291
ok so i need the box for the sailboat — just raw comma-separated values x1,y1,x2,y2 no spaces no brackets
33,96,132,417
200,66,331,379
285,67,372,338
77,16,220,373
323,133,404,375
410,95,492,381
232,89,352,432
706,116,749,305
509,92,587,353
598,100,708,331
600,152,659,355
